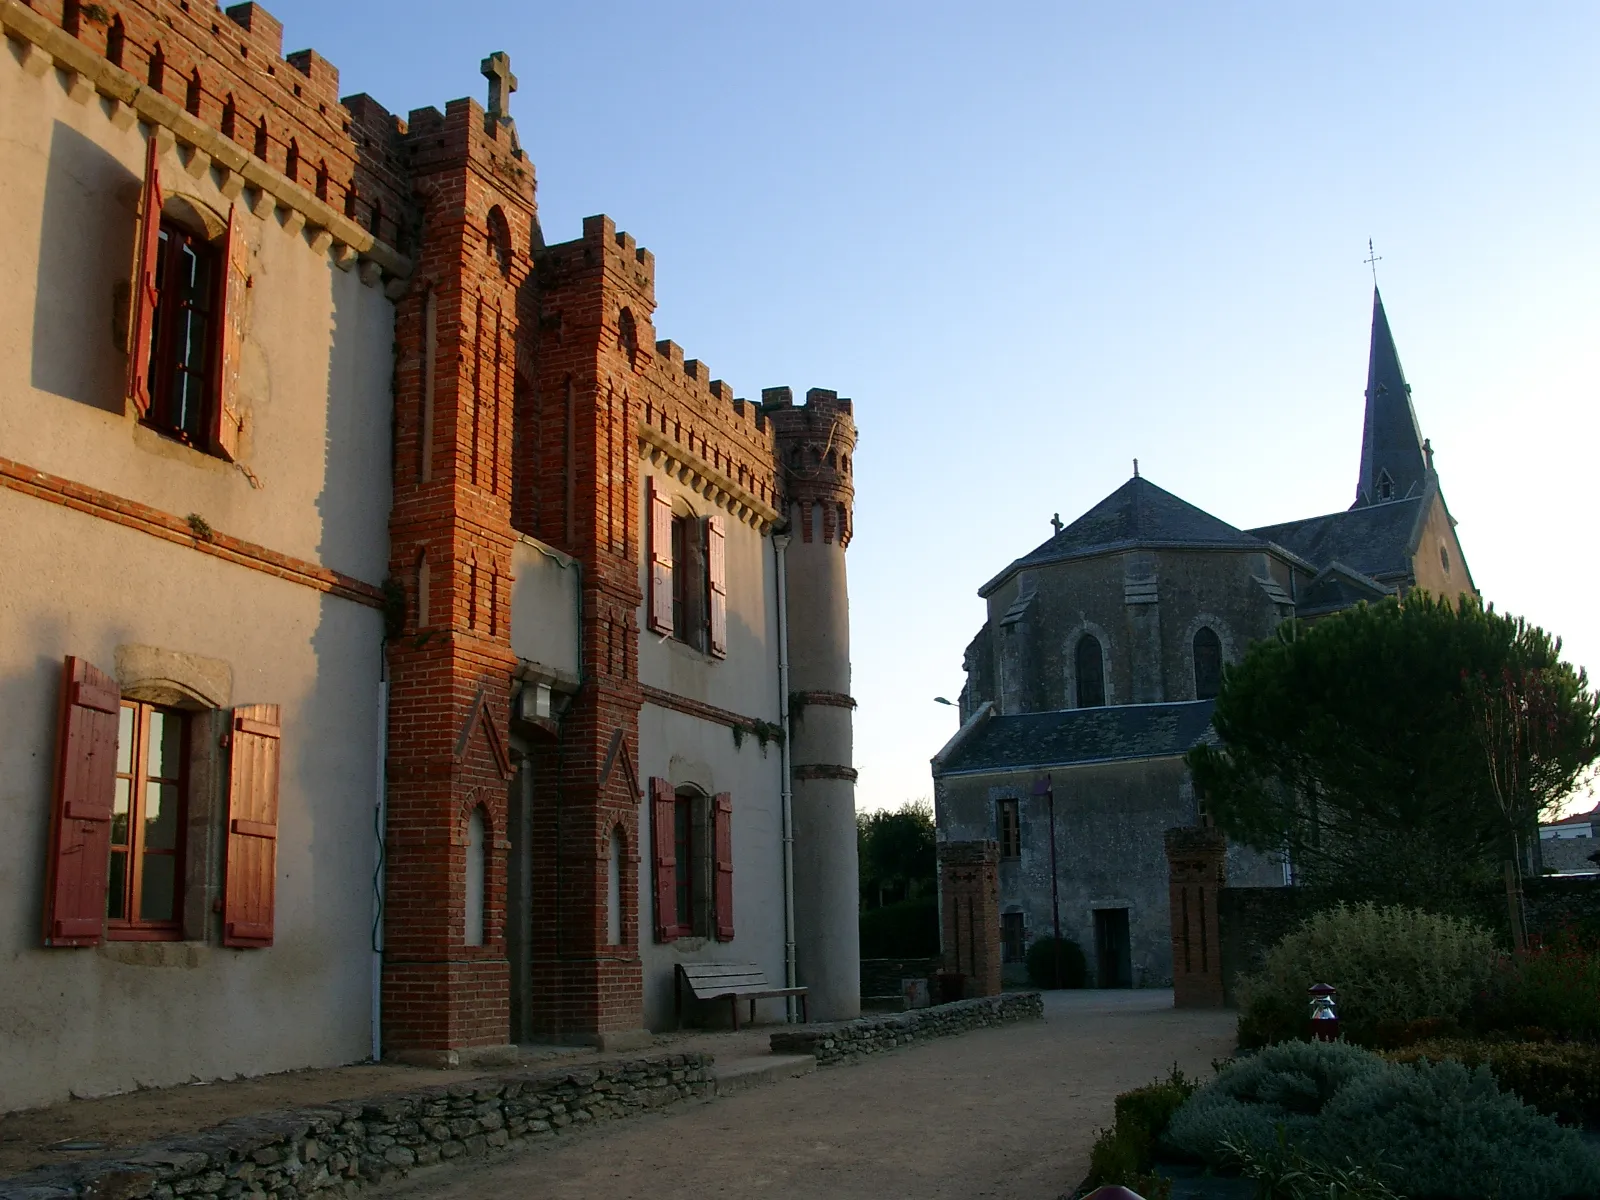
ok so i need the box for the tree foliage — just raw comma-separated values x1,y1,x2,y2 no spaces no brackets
1187,594,1600,911
857,799,936,910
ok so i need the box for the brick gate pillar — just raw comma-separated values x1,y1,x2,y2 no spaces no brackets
1165,827,1227,1008
939,841,1001,998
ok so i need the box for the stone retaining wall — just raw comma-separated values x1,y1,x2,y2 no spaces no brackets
0,1053,712,1200
770,991,1043,1066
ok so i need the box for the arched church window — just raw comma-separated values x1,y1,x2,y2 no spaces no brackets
1439,544,1451,574
1193,627,1222,701
1075,634,1105,708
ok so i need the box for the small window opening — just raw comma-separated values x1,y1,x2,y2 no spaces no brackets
314,160,329,202
220,94,237,140
1001,912,1025,963
617,306,638,366
185,69,202,117
1193,627,1223,701
106,16,125,66
607,826,624,945
998,798,1020,859
1377,470,1395,501
285,139,299,184
1440,544,1451,574
464,806,486,947
254,116,269,160
1075,633,1105,708
487,206,513,279
147,43,165,93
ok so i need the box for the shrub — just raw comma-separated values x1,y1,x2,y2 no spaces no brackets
858,895,938,957
1220,1133,1402,1200
1316,1057,1600,1200
1235,903,1499,1047
1169,1042,1600,1199
1025,935,1086,989
1385,1038,1600,1128
1163,1040,1387,1166
1084,1067,1194,1200
1479,930,1600,1042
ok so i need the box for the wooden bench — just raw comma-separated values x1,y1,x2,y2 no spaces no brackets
674,961,808,1030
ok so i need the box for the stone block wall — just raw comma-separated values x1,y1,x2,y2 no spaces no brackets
940,840,1001,997
0,1054,711,1200
859,957,941,999
770,992,1043,1066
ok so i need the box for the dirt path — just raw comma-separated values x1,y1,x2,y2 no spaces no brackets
380,990,1236,1200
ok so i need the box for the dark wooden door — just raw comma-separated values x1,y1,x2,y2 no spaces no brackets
1094,908,1132,988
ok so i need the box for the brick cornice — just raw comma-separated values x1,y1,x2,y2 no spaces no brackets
0,0,412,281
0,455,385,609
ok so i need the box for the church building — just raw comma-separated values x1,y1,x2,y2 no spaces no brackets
933,289,1477,988
0,0,859,1113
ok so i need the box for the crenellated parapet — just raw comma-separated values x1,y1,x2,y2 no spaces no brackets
764,387,857,548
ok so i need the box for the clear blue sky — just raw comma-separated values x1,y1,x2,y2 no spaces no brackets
271,1,1599,814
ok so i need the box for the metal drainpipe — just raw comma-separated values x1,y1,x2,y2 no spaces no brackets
371,671,389,1063
774,532,797,1019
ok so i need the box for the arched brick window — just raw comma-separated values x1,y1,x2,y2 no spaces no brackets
1193,627,1223,701
617,306,638,367
185,69,202,117
607,825,625,945
147,42,165,93
1075,634,1105,708
106,16,125,66
464,806,487,947
487,205,513,278
285,139,300,184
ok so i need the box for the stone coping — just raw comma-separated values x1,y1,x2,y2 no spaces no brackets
770,991,1044,1066
0,1052,712,1200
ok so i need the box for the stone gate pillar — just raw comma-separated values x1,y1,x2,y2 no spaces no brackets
939,841,1001,998
1165,827,1226,1007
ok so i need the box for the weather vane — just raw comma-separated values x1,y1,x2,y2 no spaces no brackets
1364,239,1382,286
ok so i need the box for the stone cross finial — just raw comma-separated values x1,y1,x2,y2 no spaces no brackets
480,52,517,119
1051,513,1063,535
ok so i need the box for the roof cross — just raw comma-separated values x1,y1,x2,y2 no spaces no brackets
480,52,517,120
1051,513,1064,535
1364,238,1383,286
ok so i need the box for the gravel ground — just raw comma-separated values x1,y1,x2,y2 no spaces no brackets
379,990,1237,1200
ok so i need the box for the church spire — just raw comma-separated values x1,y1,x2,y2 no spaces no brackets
1355,288,1429,507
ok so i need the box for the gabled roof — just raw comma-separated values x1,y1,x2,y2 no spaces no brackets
1356,289,1430,507
933,700,1216,776
1296,561,1394,618
1249,492,1427,585
980,477,1263,597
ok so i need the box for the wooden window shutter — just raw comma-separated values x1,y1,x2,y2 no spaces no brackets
43,657,120,947
223,703,281,948
647,479,674,635
650,777,678,942
126,134,163,418
706,515,727,658
210,205,250,461
712,792,734,942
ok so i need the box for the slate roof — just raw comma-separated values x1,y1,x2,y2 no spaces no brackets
980,477,1262,596
1249,498,1421,583
1357,289,1430,507
935,701,1216,776
1294,562,1393,618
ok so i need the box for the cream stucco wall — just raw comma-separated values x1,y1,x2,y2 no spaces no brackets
632,464,787,1029
634,704,788,1031
509,536,580,679
0,495,385,1112
1,49,394,1112
635,467,780,720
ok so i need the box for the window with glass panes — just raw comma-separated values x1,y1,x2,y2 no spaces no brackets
110,702,186,937
673,794,694,933
144,222,219,446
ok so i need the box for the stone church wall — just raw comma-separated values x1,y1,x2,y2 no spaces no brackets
937,756,1200,987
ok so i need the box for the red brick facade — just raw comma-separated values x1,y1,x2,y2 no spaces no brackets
27,0,844,1052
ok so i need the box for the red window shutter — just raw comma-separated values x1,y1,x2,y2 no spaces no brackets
223,704,281,948
707,515,728,658
43,657,120,947
647,479,675,635
126,134,163,418
650,776,678,942
712,791,734,942
210,205,250,461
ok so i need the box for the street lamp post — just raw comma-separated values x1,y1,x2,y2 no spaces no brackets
1032,774,1062,987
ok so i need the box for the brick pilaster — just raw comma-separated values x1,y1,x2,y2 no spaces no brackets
1165,826,1227,1007
940,841,1002,998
